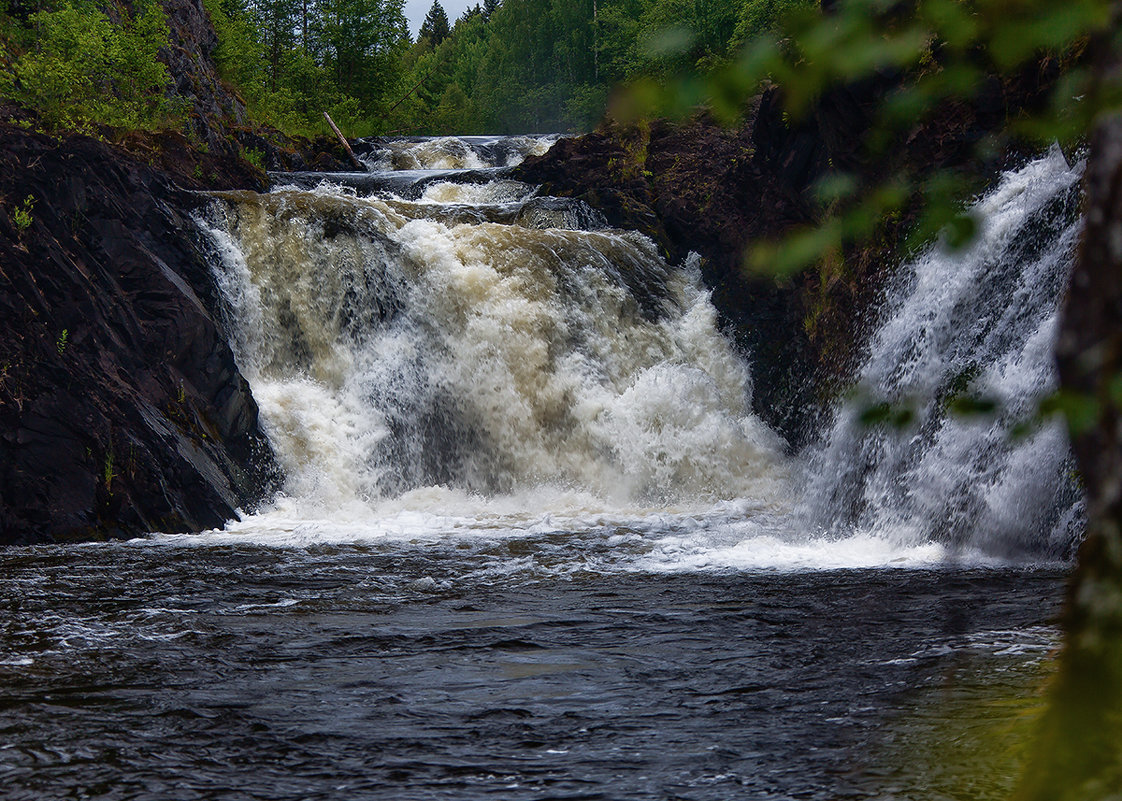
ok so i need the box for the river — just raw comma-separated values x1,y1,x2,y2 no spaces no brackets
0,136,1082,799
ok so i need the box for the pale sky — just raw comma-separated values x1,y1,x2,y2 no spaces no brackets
404,0,477,37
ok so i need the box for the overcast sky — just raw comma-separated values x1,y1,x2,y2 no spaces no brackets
404,0,477,37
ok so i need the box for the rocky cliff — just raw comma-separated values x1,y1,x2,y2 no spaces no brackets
0,0,358,545
0,118,279,545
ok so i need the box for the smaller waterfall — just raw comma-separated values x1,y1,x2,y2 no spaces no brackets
802,148,1085,559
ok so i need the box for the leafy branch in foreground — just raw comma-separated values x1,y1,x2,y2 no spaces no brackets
615,0,1120,276
614,2,1122,797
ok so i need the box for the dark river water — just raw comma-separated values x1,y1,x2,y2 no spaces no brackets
0,538,1063,800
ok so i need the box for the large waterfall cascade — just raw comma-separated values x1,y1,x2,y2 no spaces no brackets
1,137,1076,801
194,136,1084,568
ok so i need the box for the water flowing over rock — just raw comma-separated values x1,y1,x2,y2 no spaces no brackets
353,134,562,171
801,149,1084,559
200,143,791,525
515,62,1066,447
190,136,1082,566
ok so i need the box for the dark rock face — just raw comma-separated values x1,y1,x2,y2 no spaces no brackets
515,65,1060,447
158,0,248,157
0,122,279,545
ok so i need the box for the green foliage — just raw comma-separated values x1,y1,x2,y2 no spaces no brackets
610,0,1117,280
55,328,68,355
732,0,814,46
192,0,828,136
203,0,408,137
206,0,267,92
0,0,178,132
243,146,264,169
102,447,114,489
12,194,33,231
636,0,742,76
381,0,818,134
419,0,450,46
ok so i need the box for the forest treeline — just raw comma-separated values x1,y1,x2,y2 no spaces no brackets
0,0,814,137
383,0,815,134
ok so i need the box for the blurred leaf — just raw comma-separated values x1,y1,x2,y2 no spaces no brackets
1040,390,1101,435
858,400,916,428
814,172,859,204
642,25,696,59
989,1,1110,70
747,220,843,277
921,0,981,49
944,213,979,250
948,395,998,416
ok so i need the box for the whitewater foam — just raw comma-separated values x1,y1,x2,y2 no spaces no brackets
188,140,1085,573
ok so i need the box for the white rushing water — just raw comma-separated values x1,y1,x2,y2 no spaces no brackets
185,137,1084,571
801,147,1085,559
355,134,562,171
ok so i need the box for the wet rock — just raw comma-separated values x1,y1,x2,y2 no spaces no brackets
0,120,280,545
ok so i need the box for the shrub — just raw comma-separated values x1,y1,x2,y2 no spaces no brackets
243,146,264,169
12,194,34,232
0,0,179,132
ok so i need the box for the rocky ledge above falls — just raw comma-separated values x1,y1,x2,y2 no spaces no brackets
0,120,280,545
515,62,1063,447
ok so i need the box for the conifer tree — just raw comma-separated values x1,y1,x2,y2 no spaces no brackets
419,0,450,45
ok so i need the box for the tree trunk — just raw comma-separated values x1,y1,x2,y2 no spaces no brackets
1015,6,1122,797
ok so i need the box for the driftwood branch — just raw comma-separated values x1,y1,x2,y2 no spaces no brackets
323,112,367,171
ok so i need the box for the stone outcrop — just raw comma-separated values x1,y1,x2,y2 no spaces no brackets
155,0,353,171
515,62,1061,446
0,119,279,545
157,0,250,157
0,0,353,545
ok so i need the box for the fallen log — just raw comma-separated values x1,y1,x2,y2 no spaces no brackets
323,112,367,171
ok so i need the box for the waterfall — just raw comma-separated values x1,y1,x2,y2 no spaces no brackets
801,147,1085,559
353,134,562,171
192,137,1084,567
197,137,790,539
